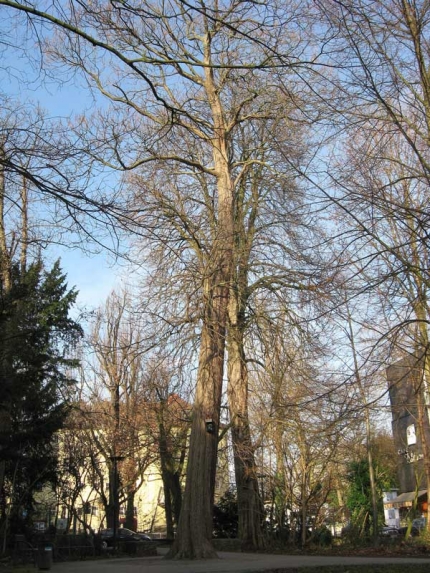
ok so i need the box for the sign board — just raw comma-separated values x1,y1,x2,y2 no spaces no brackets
407,424,417,445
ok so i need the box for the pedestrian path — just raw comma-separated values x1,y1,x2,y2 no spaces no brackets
52,548,430,572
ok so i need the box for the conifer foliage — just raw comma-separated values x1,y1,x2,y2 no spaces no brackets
0,261,82,532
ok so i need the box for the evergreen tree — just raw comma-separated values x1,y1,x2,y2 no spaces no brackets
213,490,239,539
0,260,82,532
346,457,396,537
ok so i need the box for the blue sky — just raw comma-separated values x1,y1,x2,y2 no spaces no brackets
1,22,122,311
54,249,122,312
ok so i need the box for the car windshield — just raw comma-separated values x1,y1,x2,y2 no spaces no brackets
100,528,136,536
119,529,135,536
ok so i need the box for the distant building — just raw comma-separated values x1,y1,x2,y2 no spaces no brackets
384,356,429,523
383,489,399,528
33,446,170,536
32,396,230,536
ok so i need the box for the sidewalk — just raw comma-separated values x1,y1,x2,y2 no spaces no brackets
52,548,430,572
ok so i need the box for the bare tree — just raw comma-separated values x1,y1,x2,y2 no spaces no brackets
57,410,104,534
252,332,346,546
82,290,156,532
139,359,190,540
0,96,121,253
310,0,430,528
326,130,430,520
125,98,319,548
0,0,344,556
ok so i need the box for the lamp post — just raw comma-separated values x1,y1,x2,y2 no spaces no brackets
109,455,124,552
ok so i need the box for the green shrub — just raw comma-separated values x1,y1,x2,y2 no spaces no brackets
213,489,238,538
311,526,332,547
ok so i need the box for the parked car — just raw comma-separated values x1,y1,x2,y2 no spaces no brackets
397,525,420,537
412,517,426,531
380,526,400,537
99,527,153,548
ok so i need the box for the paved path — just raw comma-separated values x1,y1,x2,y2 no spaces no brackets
51,548,430,572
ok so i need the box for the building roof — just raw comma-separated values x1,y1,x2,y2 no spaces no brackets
384,489,427,508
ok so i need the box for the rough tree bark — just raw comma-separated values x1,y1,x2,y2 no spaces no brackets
0,143,9,505
228,335,264,548
158,416,184,539
166,22,237,556
227,295,264,549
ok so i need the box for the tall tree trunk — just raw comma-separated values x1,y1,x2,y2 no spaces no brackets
227,318,264,550
20,175,28,274
158,417,174,538
269,352,292,543
0,144,11,527
168,43,234,559
106,464,115,529
300,459,308,547
365,411,378,541
345,303,379,540
0,143,11,291
413,293,430,531
160,452,174,539
168,290,229,558
226,140,264,549
159,469,183,539
412,350,430,531
124,487,135,531
158,410,183,539
162,473,174,540
273,423,288,541
297,426,310,548
171,472,182,526
169,212,231,558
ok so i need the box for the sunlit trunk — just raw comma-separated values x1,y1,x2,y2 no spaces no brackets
169,289,229,558
227,317,264,549
168,32,235,558
0,143,11,290
0,144,11,530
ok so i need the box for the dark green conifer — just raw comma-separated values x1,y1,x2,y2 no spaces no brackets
0,260,82,532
